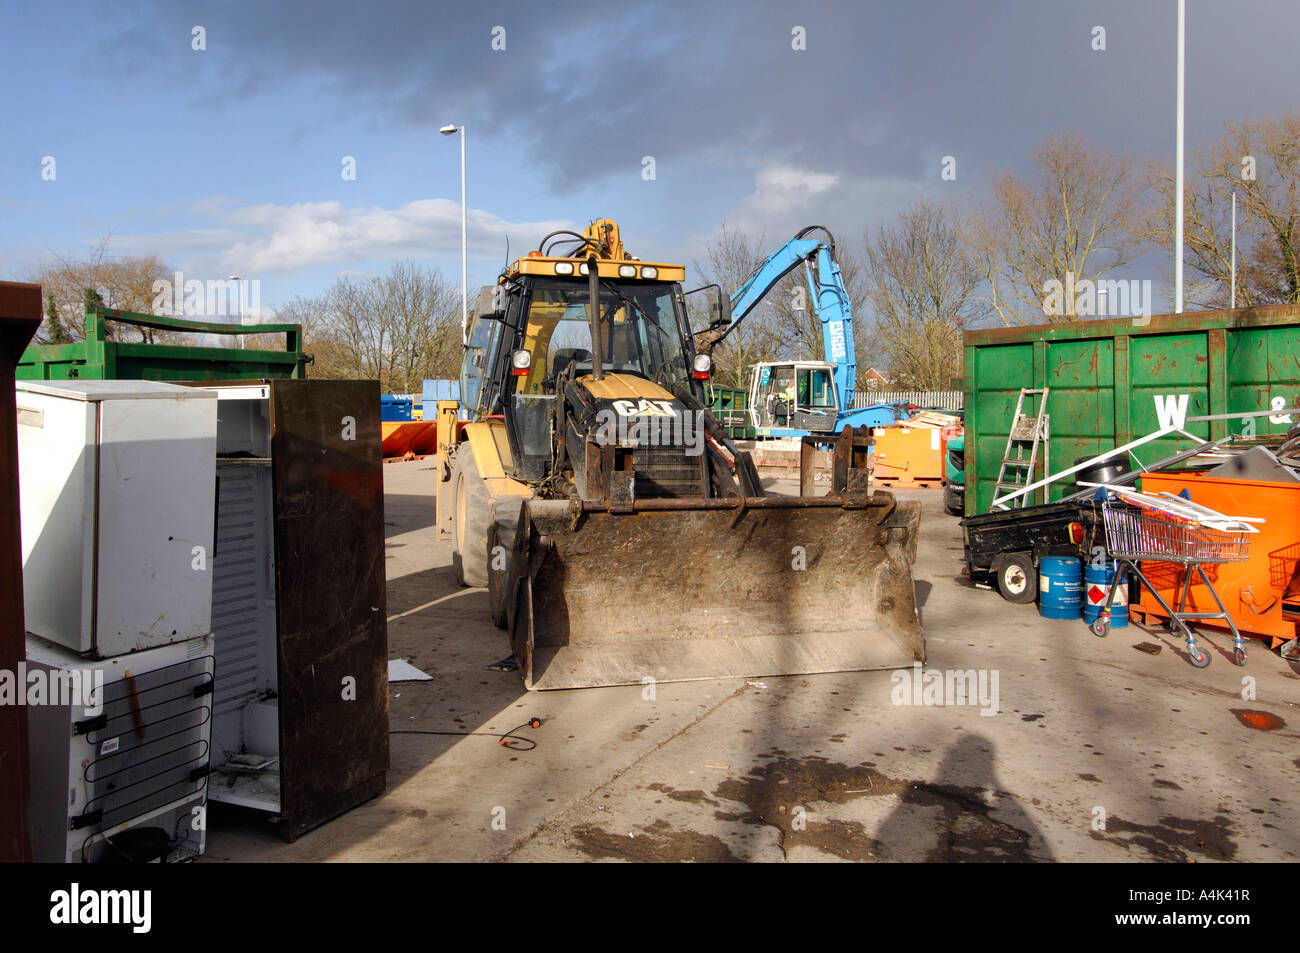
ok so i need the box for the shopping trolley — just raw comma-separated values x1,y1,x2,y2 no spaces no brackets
1092,500,1252,667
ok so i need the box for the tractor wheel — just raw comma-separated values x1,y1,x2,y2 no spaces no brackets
488,522,508,629
451,448,492,588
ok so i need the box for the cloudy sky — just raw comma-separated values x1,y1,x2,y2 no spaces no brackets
1,0,1296,314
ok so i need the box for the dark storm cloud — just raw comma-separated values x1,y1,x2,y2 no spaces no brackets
93,0,1300,193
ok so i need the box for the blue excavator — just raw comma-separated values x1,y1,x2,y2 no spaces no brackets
693,226,896,438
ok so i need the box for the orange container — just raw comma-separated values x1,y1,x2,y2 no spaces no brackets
871,426,944,486
381,420,436,459
1136,472,1300,646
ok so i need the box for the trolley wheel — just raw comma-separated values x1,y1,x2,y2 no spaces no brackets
1233,646,1247,667
992,553,1037,605
1091,618,1109,638
1188,645,1211,668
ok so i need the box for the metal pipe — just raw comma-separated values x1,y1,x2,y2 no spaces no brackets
587,253,603,381
460,127,468,344
1174,0,1185,313
1231,190,1237,308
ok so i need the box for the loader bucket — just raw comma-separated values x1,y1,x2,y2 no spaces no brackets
503,494,924,690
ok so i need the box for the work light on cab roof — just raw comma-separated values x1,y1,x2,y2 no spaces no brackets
505,218,683,282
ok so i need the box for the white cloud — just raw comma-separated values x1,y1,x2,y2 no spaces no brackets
109,199,570,277
676,163,926,267
755,165,840,196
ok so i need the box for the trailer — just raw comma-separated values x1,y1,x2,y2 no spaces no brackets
961,499,1102,603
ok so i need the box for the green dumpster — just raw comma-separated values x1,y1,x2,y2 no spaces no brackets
18,305,310,382
961,304,1300,515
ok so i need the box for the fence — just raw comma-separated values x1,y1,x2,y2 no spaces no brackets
851,391,964,411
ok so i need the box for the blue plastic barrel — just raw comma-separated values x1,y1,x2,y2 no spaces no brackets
1082,563,1129,628
1038,556,1083,620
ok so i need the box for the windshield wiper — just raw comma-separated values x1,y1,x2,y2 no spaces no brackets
598,280,674,342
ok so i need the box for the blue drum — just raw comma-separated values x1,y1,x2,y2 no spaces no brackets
1038,556,1083,620
1082,562,1129,628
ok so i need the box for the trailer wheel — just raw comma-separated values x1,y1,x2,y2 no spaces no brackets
451,449,492,588
992,553,1036,604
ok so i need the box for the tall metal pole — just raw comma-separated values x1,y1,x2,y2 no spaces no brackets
460,126,468,344
230,275,243,349
1174,0,1185,313
1230,190,1237,308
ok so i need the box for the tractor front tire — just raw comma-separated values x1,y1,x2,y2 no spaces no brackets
451,448,492,588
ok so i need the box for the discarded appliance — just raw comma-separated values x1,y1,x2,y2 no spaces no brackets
192,380,389,840
16,380,217,658
25,633,214,863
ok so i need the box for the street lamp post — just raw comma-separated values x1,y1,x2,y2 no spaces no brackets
1174,0,1185,313
1231,190,1237,308
440,123,468,343
229,275,243,349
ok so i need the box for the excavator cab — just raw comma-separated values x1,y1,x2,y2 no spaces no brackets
436,219,924,690
751,361,839,436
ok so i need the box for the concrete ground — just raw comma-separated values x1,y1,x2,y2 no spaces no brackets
203,462,1300,862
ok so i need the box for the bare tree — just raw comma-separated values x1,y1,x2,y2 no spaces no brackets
863,199,977,391
278,261,461,391
29,237,175,343
1142,114,1300,307
690,223,782,390
251,295,353,378
970,133,1143,324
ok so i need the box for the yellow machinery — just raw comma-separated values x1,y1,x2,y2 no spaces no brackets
435,219,923,689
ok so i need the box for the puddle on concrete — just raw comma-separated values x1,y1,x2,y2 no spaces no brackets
646,783,719,807
1230,709,1285,731
1091,814,1236,861
571,819,740,863
711,755,1037,862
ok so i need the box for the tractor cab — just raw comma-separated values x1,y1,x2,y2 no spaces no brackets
460,219,706,486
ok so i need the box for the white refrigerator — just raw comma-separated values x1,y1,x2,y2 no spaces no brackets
16,380,217,658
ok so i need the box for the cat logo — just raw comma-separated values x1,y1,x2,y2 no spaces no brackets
612,398,676,418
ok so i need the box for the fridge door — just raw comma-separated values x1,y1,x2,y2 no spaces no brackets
16,391,97,652
269,379,388,839
95,395,216,656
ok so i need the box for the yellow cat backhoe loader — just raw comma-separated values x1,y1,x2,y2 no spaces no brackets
434,219,923,690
